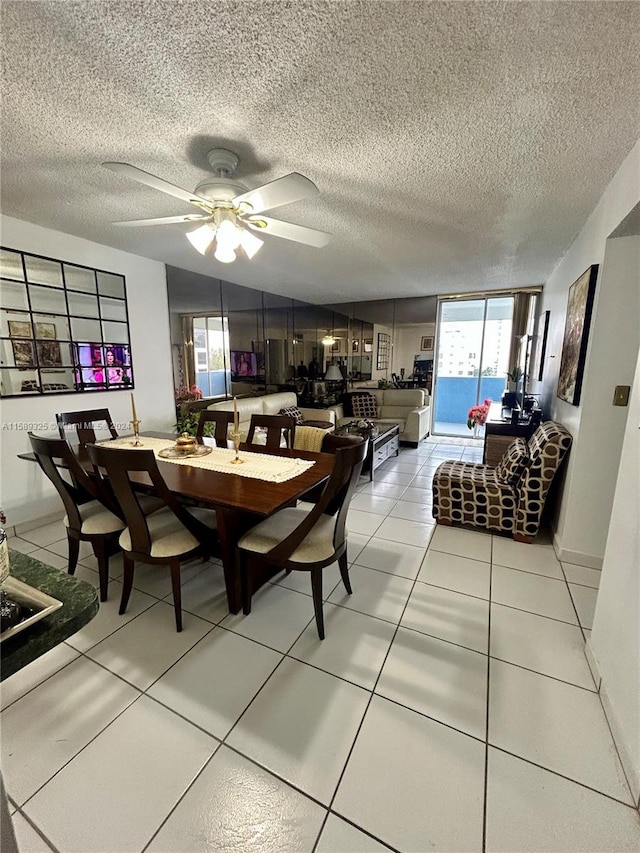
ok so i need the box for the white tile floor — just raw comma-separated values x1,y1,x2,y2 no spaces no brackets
3,439,640,852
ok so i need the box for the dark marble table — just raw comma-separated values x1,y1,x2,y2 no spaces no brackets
1,550,99,681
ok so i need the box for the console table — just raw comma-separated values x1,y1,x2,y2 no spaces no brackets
483,403,539,466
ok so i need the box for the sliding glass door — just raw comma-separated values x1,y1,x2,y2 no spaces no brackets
432,296,514,437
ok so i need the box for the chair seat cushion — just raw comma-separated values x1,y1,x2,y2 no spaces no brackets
119,506,217,558
64,500,125,535
238,507,337,563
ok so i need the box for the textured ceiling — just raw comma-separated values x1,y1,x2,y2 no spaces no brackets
1,1,639,305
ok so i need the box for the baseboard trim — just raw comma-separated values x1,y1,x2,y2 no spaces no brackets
585,638,640,808
15,511,64,535
600,681,640,807
552,532,603,570
584,637,602,691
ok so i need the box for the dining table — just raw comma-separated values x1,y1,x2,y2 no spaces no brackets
21,432,335,614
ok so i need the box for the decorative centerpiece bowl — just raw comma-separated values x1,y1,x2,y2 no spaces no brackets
174,432,198,453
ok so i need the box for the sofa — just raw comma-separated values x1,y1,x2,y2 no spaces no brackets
432,420,572,542
329,388,431,446
207,391,336,441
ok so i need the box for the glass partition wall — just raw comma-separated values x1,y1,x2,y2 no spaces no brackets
432,296,514,436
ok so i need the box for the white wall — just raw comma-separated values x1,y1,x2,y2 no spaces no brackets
0,216,174,525
533,137,640,565
589,346,640,804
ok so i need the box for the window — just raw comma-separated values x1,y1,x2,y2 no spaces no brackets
0,248,133,397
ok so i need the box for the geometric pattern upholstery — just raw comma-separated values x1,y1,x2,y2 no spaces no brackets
495,437,530,485
279,405,305,424
352,394,378,419
432,421,572,541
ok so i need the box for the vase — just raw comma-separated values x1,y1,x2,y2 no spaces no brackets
0,527,9,586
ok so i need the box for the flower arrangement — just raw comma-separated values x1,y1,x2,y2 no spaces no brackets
174,384,203,404
467,399,492,430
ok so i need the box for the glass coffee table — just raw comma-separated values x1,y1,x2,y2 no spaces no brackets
335,421,400,481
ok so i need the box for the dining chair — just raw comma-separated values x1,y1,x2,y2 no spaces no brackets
237,437,368,639
86,444,219,632
298,431,364,504
28,432,128,602
56,408,119,449
195,410,235,446
246,414,297,450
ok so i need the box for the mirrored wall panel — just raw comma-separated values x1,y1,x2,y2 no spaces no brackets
0,248,133,397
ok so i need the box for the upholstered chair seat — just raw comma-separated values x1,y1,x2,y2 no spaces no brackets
118,506,216,559
238,508,337,562
64,501,124,536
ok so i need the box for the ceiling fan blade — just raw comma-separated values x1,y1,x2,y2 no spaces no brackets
111,214,209,227
233,173,318,214
102,162,211,207
245,216,330,248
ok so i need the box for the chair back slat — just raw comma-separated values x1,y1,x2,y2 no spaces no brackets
247,414,296,450
86,444,209,557
267,437,367,564
56,409,118,448
28,432,108,530
195,410,234,446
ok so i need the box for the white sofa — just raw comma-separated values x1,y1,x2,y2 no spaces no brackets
207,391,336,440
330,388,430,445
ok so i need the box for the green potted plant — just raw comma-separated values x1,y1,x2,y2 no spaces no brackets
506,366,523,392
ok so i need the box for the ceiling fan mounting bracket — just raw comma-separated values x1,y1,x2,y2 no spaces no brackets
206,148,239,176
194,177,249,206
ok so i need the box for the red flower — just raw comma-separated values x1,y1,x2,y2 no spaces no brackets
467,400,491,430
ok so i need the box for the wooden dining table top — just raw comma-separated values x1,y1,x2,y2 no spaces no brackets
149,437,334,516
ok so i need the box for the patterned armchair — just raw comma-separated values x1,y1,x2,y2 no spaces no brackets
432,421,572,542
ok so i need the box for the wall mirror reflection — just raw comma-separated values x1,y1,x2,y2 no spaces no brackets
0,247,133,397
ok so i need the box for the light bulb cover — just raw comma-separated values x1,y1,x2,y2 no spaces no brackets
214,244,236,264
238,228,263,259
186,223,216,255
217,218,242,251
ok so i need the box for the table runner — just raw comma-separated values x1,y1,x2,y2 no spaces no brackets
99,436,315,483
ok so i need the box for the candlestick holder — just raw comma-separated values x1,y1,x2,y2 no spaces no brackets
230,430,243,464
131,418,142,446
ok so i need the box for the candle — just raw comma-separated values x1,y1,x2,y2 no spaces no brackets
233,396,239,435
131,392,138,423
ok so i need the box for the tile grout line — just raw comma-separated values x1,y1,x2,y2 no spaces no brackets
482,533,494,853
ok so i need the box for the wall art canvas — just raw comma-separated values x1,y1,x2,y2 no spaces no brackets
12,340,35,368
557,265,598,406
35,322,56,339
37,340,63,368
8,320,32,338
421,335,434,351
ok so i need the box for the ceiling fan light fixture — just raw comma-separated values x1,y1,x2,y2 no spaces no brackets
186,222,216,255
213,244,237,264
321,334,336,346
238,228,263,259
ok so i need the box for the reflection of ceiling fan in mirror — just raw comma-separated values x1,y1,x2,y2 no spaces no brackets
103,148,331,264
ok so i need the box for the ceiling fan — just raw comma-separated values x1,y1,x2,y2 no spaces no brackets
102,148,331,264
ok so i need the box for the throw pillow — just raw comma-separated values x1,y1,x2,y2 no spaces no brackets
352,394,378,419
495,437,530,485
279,405,304,424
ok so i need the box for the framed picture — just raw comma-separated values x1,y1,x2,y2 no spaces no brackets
12,339,35,368
363,339,373,353
352,339,359,353
331,340,341,353
36,340,63,368
421,336,434,351
8,320,32,338
35,322,56,339
557,265,598,406
534,310,550,382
